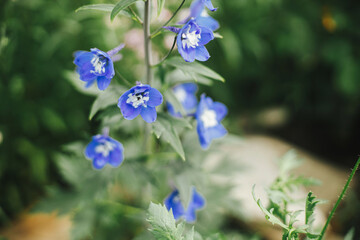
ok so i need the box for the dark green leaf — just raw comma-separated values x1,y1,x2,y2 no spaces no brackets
111,0,141,21
76,4,115,12
89,86,124,120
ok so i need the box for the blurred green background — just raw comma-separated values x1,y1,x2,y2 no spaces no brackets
1,0,360,235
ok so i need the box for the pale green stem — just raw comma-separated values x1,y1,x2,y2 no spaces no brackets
318,156,360,240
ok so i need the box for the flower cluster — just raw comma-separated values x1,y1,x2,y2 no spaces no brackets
164,187,205,222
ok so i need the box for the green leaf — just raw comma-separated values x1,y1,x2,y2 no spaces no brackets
252,185,289,230
165,57,225,82
147,202,185,240
76,4,115,12
70,207,96,240
157,0,165,16
305,192,320,226
164,90,186,116
111,0,141,21
89,86,124,120
278,150,303,177
152,113,191,160
344,228,355,240
64,71,100,96
166,69,213,86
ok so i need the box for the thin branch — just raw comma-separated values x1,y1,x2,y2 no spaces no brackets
150,0,186,39
115,69,133,88
128,6,143,25
152,36,177,67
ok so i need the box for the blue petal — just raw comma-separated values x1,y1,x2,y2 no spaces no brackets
207,124,227,139
190,0,204,18
140,106,157,123
118,92,142,120
181,83,198,93
85,138,99,159
196,124,210,149
202,0,217,11
164,190,186,220
108,146,124,167
97,76,112,91
85,78,96,88
163,26,181,34
105,61,115,79
74,51,94,66
78,62,97,82
195,46,210,61
147,87,163,107
177,34,196,62
92,156,108,170
212,102,228,121
196,16,220,31
184,187,205,222
199,26,214,46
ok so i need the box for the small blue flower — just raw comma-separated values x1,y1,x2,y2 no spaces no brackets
196,94,227,149
177,19,214,62
164,187,205,222
188,0,220,31
73,44,124,91
167,83,198,117
117,83,163,123
201,0,217,11
85,133,124,170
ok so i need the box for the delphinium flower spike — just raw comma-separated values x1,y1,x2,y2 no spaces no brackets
117,82,163,123
164,187,205,222
85,127,125,170
73,43,125,90
196,94,227,149
167,83,198,117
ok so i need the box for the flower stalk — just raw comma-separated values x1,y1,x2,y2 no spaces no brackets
318,156,360,240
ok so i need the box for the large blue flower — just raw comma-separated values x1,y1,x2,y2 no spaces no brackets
117,83,163,123
85,134,124,170
177,19,214,62
167,83,198,117
73,44,124,91
196,94,227,149
187,0,220,31
164,187,205,222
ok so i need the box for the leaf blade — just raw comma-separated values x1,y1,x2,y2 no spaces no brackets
111,0,141,20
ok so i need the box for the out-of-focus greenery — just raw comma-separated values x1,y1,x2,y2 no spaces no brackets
206,0,360,162
1,0,360,236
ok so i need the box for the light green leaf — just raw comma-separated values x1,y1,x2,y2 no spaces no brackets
184,227,194,240
147,202,185,240
76,4,115,12
166,69,213,86
252,185,289,230
278,150,303,177
152,113,189,160
111,0,141,21
70,207,96,240
165,57,225,82
344,228,355,240
89,86,124,120
157,0,165,16
64,71,100,96
164,90,187,116
305,192,320,226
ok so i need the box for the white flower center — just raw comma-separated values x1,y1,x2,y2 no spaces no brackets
200,109,218,128
90,55,106,74
126,92,150,108
95,140,115,157
200,10,209,17
182,26,201,49
174,87,187,103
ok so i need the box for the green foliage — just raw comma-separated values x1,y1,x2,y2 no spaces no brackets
157,0,166,17
111,0,142,20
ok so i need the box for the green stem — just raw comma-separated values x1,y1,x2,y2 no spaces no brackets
115,69,133,87
143,0,152,153
318,156,360,240
150,0,186,39
128,6,143,25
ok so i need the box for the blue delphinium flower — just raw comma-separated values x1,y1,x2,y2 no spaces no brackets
165,19,214,62
186,0,220,31
167,83,198,117
73,44,124,90
196,94,227,149
85,130,124,170
117,83,163,123
164,187,205,222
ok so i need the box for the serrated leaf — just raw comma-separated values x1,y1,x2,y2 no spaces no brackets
278,150,303,177
166,69,213,86
89,86,124,120
157,0,165,16
70,207,96,240
111,0,141,21
305,192,320,226
152,113,190,160
252,185,289,230
184,227,194,240
165,57,225,82
147,202,184,240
